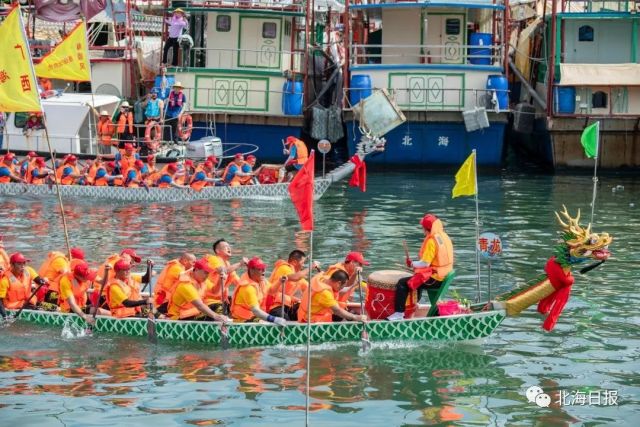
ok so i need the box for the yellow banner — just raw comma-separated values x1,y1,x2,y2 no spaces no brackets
452,151,477,198
0,7,42,112
35,21,91,82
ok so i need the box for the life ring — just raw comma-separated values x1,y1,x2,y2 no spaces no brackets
177,114,193,141
144,120,162,146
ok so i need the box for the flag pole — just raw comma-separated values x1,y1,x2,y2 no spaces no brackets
305,229,313,427
83,16,99,156
473,149,481,303
17,7,73,259
589,121,600,225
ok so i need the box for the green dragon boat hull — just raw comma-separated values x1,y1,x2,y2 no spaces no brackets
12,309,506,347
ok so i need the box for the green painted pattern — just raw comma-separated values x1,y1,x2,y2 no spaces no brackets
388,72,465,110
11,309,506,347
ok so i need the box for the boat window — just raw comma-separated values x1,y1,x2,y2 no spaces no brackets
445,19,461,36
578,25,594,42
13,112,29,128
216,15,231,32
592,91,607,108
262,22,277,39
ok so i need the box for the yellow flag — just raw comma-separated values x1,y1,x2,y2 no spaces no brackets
35,21,91,82
0,7,42,112
452,151,477,198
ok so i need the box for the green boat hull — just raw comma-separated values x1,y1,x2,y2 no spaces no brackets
12,309,506,347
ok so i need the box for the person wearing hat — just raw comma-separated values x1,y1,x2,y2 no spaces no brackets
104,259,150,318
325,251,370,311
94,161,123,186
283,136,309,181
36,249,71,304
116,101,135,146
387,213,454,321
155,162,188,188
23,112,44,136
102,142,141,175
168,258,232,322
97,248,146,284
122,159,147,188
0,252,48,317
230,257,287,325
88,105,116,154
297,269,368,323
18,151,37,179
163,8,189,67
188,160,219,191
24,157,51,185
0,153,27,184
55,155,85,185
57,261,98,324
142,88,165,123
221,153,254,186
164,81,187,142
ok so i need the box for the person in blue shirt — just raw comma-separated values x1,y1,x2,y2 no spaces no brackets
0,153,27,184
156,163,188,189
164,82,187,142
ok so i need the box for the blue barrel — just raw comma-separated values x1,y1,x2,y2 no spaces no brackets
554,86,576,114
487,75,509,110
469,33,493,65
282,80,303,115
349,75,372,106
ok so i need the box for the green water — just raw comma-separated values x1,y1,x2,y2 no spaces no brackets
0,172,638,426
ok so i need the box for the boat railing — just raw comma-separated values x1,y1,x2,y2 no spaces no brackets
350,43,503,66
551,83,640,117
561,0,635,13
344,87,511,113
182,47,304,73
173,0,305,13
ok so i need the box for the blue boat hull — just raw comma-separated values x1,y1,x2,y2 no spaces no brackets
346,121,506,166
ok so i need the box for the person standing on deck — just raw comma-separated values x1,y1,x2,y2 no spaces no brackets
230,257,287,325
88,106,116,154
387,214,454,321
282,136,309,181
116,102,135,146
154,252,196,315
163,9,188,67
0,253,48,318
167,258,232,322
297,270,368,323
164,82,187,142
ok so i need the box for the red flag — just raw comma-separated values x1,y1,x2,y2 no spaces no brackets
288,150,315,231
348,155,367,192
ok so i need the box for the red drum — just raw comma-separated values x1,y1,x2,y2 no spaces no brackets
257,164,284,184
365,270,417,320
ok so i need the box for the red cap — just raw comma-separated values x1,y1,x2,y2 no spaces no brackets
124,143,134,150
134,159,144,169
27,151,37,157
246,154,256,161
120,248,141,263
247,256,266,270
4,152,15,161
206,155,218,164
184,159,194,167
167,163,178,173
204,161,213,169
114,259,131,272
106,161,117,169
10,252,30,264
65,155,77,163
345,251,370,266
147,154,155,161
70,247,85,260
73,261,97,281
234,153,244,160
193,258,215,273
35,157,46,166
285,136,297,146
420,214,438,231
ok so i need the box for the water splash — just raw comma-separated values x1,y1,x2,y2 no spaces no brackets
61,317,90,339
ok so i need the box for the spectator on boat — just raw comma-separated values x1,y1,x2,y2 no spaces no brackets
154,252,196,315
297,270,368,323
88,106,116,155
167,259,232,322
26,157,51,184
164,82,187,142
142,88,164,123
283,136,309,181
155,162,189,189
23,113,44,136
116,102,135,146
325,252,369,311
0,153,27,184
0,253,48,317
55,155,85,185
222,153,254,186
105,260,151,318
266,250,319,321
38,77,53,92
387,214,454,321
57,261,97,324
163,8,189,67
230,257,286,325
203,239,246,313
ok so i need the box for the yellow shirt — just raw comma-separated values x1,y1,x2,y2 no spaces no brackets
312,289,337,314
58,275,75,300
0,266,38,298
108,275,142,307
168,281,200,320
47,256,69,279
206,255,240,283
419,238,437,264
233,285,259,319
158,261,184,291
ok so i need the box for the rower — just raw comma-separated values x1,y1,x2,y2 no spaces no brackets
37,247,84,304
325,251,369,310
122,160,146,187
155,163,188,188
222,153,253,186
0,153,27,184
26,157,51,185
265,249,319,321
19,151,37,178
57,261,97,324
104,260,151,318
189,160,219,190
167,258,231,322
55,155,85,185
230,257,286,325
387,213,454,321
154,252,196,315
0,252,47,318
297,270,368,323
94,161,123,186
203,239,246,314
97,248,145,284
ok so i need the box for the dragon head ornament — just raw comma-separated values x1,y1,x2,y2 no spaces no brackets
554,205,612,267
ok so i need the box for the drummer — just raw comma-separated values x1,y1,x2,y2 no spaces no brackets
297,270,368,323
325,251,369,309
387,213,454,321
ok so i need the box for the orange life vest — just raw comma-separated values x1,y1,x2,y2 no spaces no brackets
230,273,267,321
55,164,79,185
105,278,142,318
204,257,235,304
98,119,114,145
118,154,137,174
97,254,121,285
222,161,251,186
86,163,100,185
2,270,36,309
291,138,309,165
117,112,134,134
297,273,334,323
266,260,306,310
58,272,90,313
93,167,110,186
154,259,185,306
417,219,454,281
169,272,207,320
37,251,69,293
0,248,9,271
122,166,141,187
189,165,209,191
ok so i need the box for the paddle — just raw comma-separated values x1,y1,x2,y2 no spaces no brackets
144,260,157,344
579,260,605,275
402,240,411,266
219,269,229,349
87,265,110,332
356,271,371,351
12,279,47,321
279,276,286,341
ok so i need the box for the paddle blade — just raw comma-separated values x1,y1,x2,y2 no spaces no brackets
147,317,157,344
220,324,229,349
